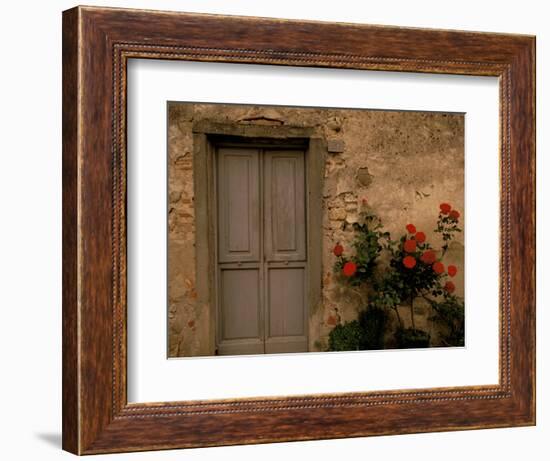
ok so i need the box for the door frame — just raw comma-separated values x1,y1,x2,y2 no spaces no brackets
192,120,326,355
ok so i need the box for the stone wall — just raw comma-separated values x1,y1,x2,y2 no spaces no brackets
168,102,464,357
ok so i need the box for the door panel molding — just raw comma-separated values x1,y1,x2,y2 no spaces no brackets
217,147,261,263
219,268,262,341
267,266,307,338
264,150,306,262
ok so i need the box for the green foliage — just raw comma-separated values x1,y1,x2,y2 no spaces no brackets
328,320,364,351
358,306,388,350
333,211,390,285
327,306,389,352
429,294,465,347
396,328,431,348
434,213,462,254
350,214,388,279
370,272,402,310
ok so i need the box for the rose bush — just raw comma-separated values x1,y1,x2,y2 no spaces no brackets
329,202,465,350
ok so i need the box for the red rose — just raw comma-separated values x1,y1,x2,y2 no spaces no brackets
420,250,436,264
333,244,344,257
432,261,445,274
403,239,417,253
440,203,452,215
447,265,458,277
403,255,417,269
444,281,456,293
406,223,416,234
342,261,357,277
414,231,426,243
449,209,460,220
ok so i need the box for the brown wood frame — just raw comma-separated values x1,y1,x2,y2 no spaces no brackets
62,5,536,455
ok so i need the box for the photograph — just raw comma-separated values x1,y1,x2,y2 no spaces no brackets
167,102,465,357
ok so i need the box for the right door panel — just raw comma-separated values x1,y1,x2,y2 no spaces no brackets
264,149,308,354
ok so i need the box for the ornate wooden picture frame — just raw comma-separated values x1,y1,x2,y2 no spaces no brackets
62,5,535,455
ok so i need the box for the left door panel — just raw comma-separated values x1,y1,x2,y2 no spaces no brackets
216,147,263,355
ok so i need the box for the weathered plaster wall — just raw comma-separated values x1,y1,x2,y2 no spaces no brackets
168,103,464,357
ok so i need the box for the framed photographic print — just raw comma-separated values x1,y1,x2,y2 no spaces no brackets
62,5,535,454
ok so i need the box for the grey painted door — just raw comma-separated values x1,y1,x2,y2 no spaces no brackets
216,146,308,355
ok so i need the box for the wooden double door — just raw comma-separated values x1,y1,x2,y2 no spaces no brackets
215,144,308,355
